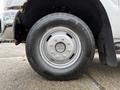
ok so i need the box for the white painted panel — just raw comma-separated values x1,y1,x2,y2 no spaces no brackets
111,0,119,5
4,0,26,7
100,0,120,38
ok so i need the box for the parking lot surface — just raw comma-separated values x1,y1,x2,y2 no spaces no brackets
0,43,120,90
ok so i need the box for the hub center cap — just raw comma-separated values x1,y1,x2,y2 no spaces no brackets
55,42,66,53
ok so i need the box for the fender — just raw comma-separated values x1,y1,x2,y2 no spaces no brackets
14,0,118,66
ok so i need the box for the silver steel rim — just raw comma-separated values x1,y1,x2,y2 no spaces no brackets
40,26,82,69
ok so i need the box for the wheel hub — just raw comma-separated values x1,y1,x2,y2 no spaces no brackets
55,42,66,53
40,26,81,68
47,34,74,61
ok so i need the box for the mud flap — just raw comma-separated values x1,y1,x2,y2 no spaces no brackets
97,26,118,67
0,20,1,33
13,11,28,45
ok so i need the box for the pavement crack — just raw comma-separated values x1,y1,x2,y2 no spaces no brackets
85,72,106,90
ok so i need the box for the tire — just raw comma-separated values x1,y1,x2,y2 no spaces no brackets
26,13,95,80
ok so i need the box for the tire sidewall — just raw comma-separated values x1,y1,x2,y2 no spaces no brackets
26,13,95,77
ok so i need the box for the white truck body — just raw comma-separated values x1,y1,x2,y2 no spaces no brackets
100,0,120,39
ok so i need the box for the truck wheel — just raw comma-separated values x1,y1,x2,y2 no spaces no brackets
26,13,95,80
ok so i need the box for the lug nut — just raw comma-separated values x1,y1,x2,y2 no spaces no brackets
50,45,53,47
67,50,71,52
51,51,54,54
62,39,64,41
67,43,70,45
55,39,57,42
63,54,66,57
68,49,71,51
56,55,60,58
51,52,54,55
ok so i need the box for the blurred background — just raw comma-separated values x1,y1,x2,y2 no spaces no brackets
0,0,26,40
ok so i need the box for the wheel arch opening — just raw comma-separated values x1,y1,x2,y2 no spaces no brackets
14,0,117,66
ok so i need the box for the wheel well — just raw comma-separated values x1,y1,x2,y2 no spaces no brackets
15,0,107,43
14,0,118,66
